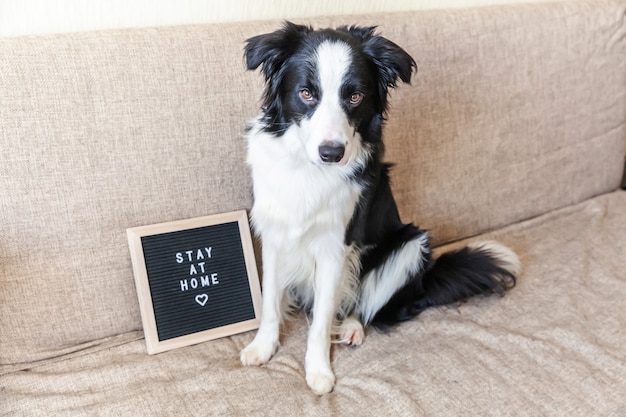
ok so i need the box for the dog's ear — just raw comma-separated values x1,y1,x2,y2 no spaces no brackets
363,34,416,87
341,26,416,99
245,22,312,81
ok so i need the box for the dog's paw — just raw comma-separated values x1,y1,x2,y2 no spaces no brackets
306,370,336,395
240,339,278,366
337,316,365,347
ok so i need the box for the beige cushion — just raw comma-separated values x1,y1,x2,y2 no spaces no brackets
3,191,626,415
1,0,625,366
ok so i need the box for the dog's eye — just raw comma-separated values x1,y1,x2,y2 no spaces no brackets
349,92,364,106
300,89,314,102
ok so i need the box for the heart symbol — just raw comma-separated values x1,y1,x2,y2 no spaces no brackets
195,294,208,307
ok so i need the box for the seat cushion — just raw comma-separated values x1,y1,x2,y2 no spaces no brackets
3,191,625,416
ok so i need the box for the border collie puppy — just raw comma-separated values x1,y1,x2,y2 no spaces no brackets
240,22,521,395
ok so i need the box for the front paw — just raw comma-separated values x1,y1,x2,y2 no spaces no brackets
240,339,278,366
306,370,336,395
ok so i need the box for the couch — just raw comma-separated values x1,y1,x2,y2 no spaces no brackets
2,0,625,415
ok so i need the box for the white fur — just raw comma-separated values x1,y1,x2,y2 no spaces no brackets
468,240,522,276
241,31,521,396
358,233,430,325
241,41,365,395
336,315,365,346
300,41,361,166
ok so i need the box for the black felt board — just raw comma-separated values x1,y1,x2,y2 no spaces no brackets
127,211,261,354
141,221,255,341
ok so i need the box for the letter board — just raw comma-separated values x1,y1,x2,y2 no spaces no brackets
127,210,262,354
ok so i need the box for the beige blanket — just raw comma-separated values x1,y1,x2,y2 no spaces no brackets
3,191,625,416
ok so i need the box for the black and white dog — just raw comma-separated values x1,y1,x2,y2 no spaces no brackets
240,22,520,395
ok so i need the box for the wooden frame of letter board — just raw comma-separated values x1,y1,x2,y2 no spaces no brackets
127,210,262,354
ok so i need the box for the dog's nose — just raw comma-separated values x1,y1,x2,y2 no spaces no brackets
318,143,345,163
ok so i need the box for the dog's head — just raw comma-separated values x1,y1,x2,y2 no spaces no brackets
245,22,416,166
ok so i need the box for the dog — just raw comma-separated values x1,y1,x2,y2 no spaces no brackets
239,22,521,395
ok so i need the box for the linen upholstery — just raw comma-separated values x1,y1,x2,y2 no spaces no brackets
1,0,626,415
2,192,626,416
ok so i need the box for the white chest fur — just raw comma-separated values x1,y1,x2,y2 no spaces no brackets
247,124,363,247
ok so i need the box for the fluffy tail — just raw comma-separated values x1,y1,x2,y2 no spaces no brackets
371,241,521,327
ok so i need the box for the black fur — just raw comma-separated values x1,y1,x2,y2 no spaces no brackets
245,22,416,136
245,22,517,330
372,245,517,327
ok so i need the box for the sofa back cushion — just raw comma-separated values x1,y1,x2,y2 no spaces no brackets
1,0,625,366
